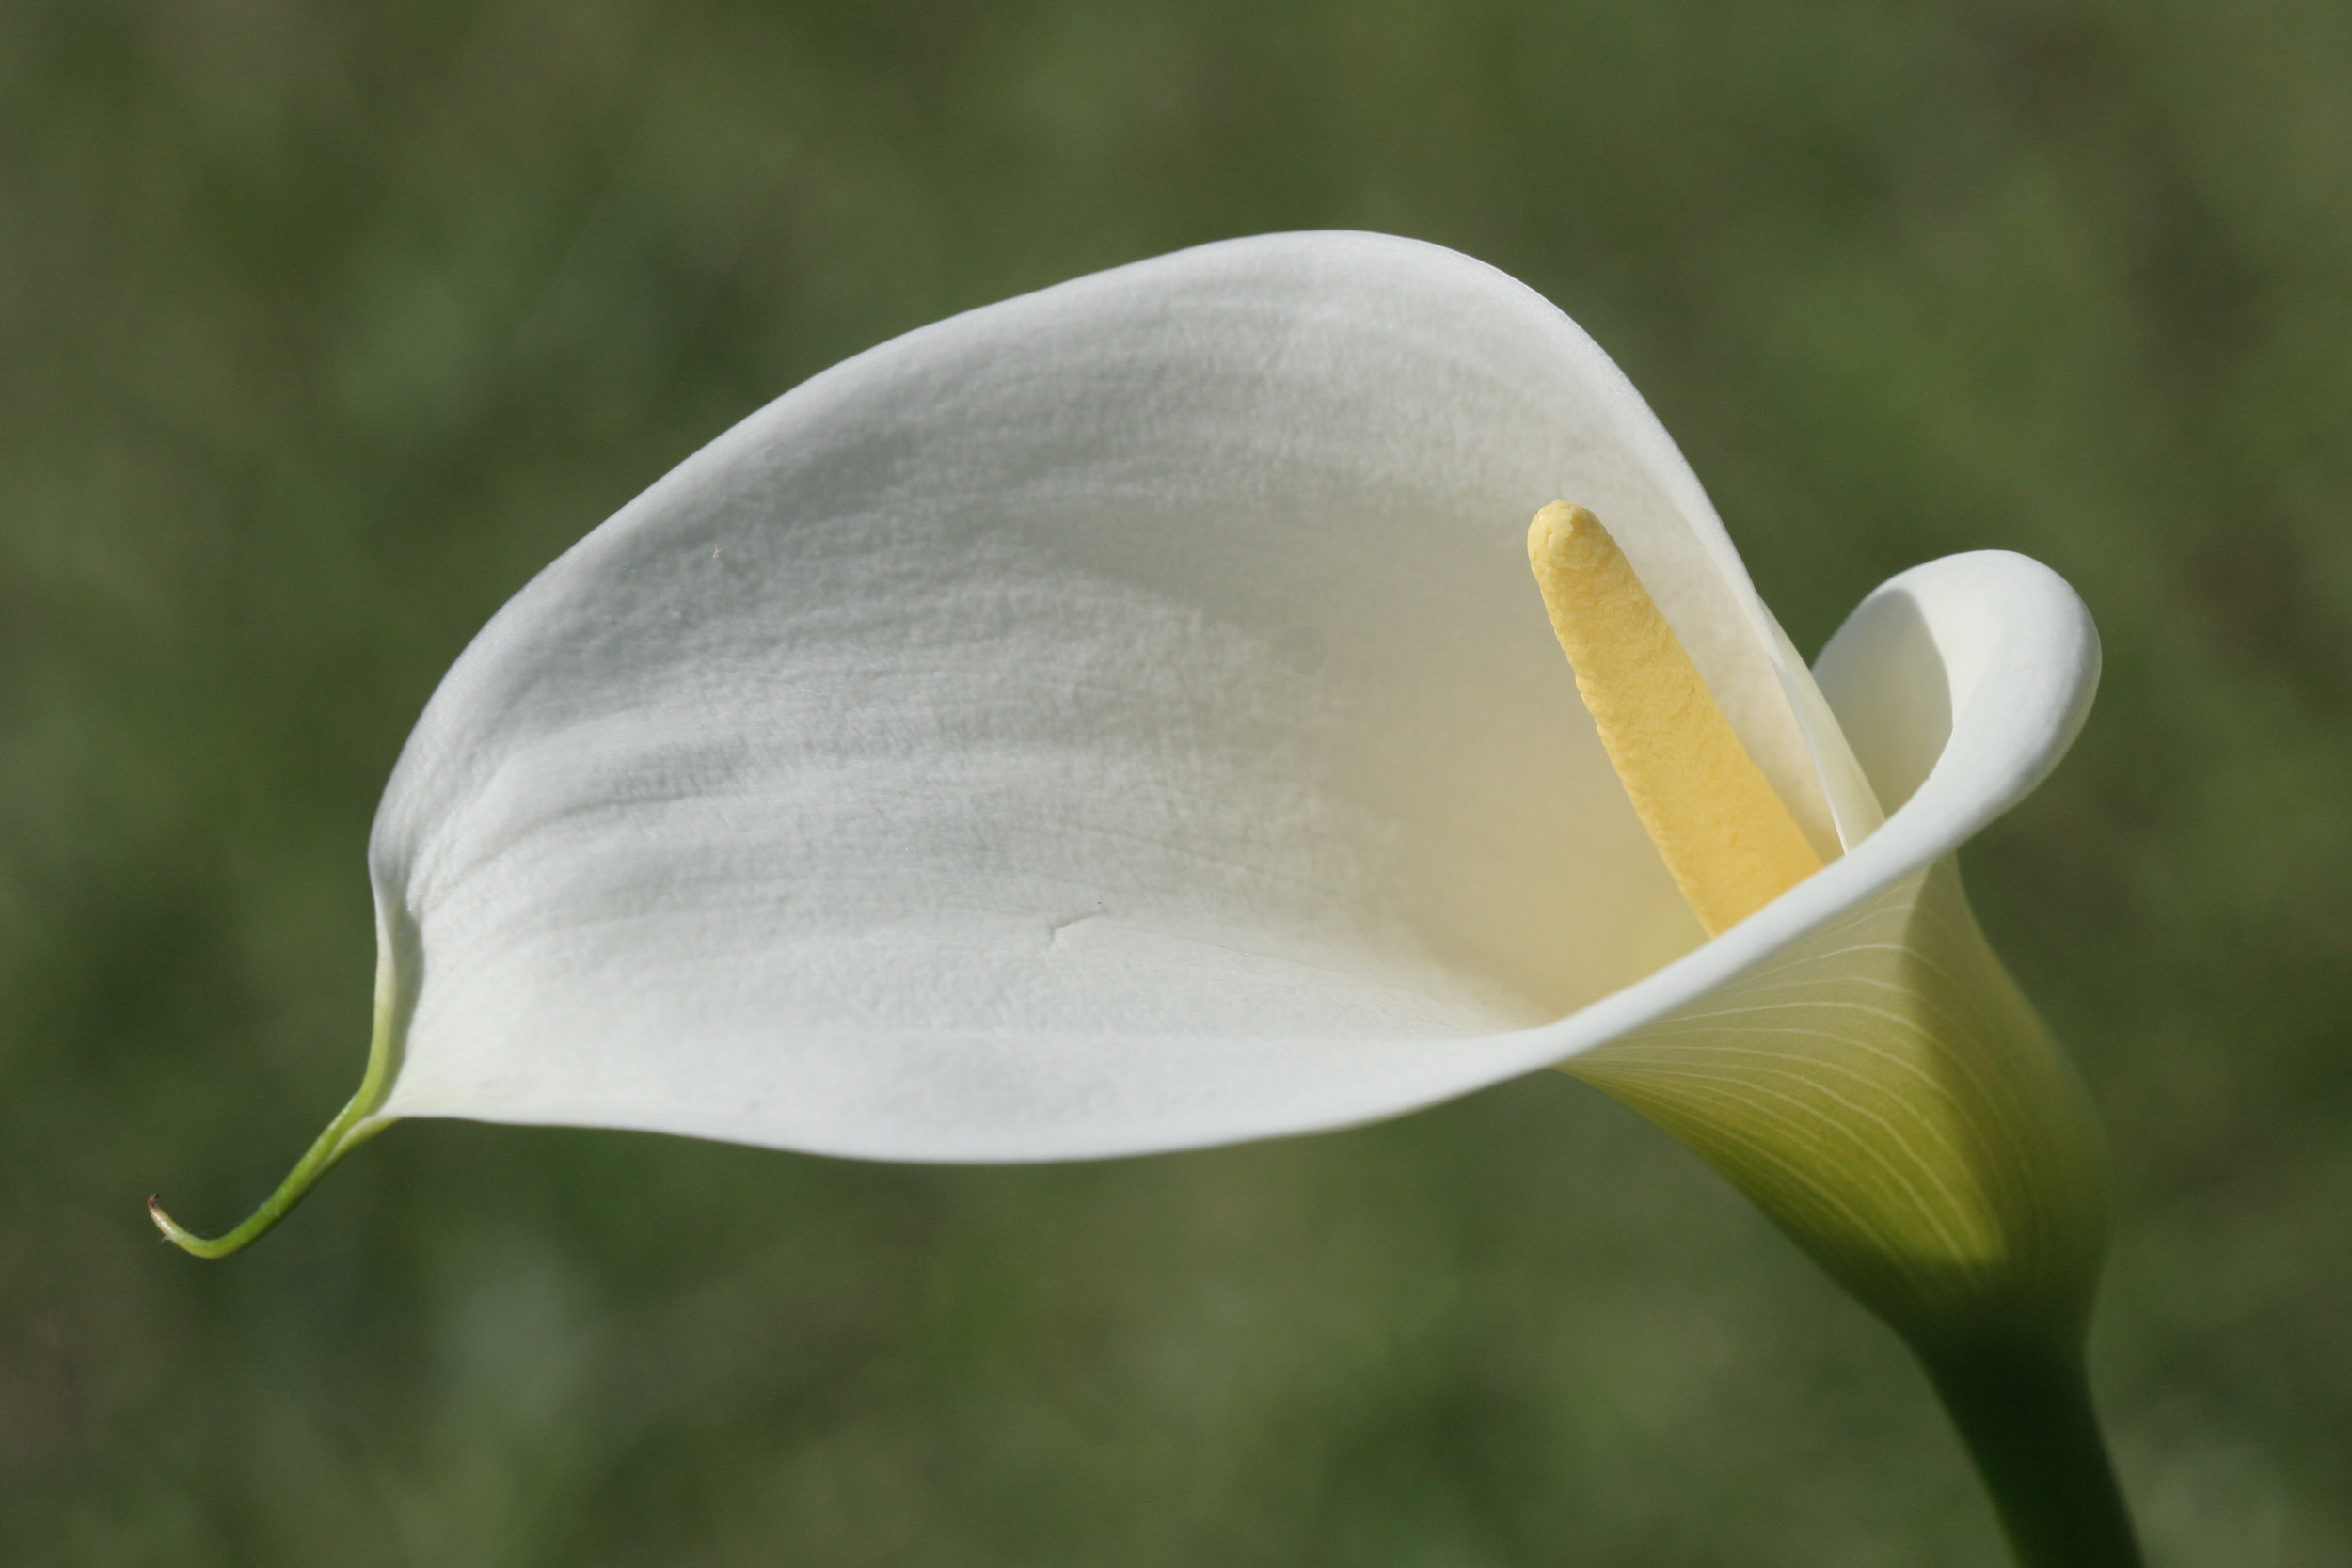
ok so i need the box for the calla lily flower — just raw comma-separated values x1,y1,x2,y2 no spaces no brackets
155,232,2135,1564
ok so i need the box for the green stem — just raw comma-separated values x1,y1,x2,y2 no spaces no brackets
1915,1333,2141,1568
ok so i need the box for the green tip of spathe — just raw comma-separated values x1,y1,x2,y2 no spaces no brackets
147,1192,220,1256
149,1188,277,1259
147,1086,397,1260
151,950,408,1259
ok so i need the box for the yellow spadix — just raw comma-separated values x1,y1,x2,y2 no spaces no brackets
1526,501,1820,933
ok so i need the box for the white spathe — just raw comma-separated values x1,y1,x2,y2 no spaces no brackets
361,231,2097,1170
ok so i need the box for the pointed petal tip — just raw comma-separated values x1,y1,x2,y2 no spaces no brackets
146,1091,397,1259
146,1184,309,1260
147,1193,223,1258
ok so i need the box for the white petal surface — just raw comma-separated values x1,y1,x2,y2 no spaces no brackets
364,233,2092,1161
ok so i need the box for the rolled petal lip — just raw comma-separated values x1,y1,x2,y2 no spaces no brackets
355,232,2098,1164
1552,545,2100,1078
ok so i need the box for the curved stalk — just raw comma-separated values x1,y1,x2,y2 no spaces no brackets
1915,1332,2141,1568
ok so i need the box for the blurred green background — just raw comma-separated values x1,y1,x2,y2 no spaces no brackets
5,0,2347,1562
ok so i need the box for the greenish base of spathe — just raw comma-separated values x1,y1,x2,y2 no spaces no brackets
1565,857,2138,1566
